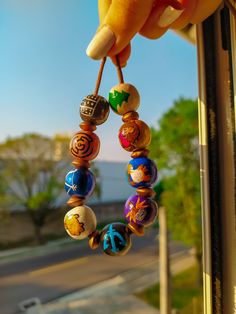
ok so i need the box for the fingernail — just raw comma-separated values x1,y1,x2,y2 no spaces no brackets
158,6,184,28
86,26,116,60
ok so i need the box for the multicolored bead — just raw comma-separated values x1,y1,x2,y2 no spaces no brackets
80,94,110,125
65,168,95,198
118,120,151,152
64,206,97,240
127,157,158,188
69,131,100,161
109,83,140,115
100,223,131,256
124,195,158,226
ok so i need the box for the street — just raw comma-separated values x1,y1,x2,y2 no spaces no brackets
0,230,184,314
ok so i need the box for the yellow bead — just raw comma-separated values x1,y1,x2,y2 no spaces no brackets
64,206,97,240
109,83,140,115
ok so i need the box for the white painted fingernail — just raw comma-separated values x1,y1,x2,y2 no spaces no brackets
86,26,116,60
158,6,184,28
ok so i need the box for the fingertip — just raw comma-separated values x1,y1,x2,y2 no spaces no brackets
86,25,116,60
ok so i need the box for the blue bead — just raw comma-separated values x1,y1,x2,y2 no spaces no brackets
127,157,158,188
65,168,95,198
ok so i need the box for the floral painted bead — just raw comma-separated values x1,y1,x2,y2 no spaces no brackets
127,157,157,188
65,168,95,198
69,131,100,161
100,223,131,256
64,206,97,240
109,83,140,115
118,120,151,152
124,195,158,226
80,94,110,125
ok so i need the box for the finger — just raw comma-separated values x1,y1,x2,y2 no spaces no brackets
189,0,222,24
139,0,191,39
139,2,169,39
170,0,197,29
110,44,131,67
86,0,155,60
98,0,131,67
98,0,111,23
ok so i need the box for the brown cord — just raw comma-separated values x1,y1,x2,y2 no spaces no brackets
94,57,107,96
115,55,124,84
225,0,236,17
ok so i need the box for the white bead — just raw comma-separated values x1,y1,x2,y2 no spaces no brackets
64,205,97,240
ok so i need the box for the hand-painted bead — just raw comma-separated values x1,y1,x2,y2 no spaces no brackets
127,157,158,188
119,120,151,152
124,195,158,226
100,223,131,256
64,206,97,240
109,83,140,115
69,131,100,161
65,168,95,198
80,94,110,125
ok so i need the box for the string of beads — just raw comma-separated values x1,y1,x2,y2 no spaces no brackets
64,57,158,256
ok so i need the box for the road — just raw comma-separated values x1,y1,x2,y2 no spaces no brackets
0,230,184,314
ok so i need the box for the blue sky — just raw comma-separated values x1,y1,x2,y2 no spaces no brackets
0,0,198,161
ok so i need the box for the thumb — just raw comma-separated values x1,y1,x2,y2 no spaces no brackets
86,0,154,60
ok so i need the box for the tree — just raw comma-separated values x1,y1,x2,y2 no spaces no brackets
150,98,202,284
0,133,70,244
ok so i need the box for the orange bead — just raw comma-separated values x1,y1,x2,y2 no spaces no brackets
118,120,151,152
69,131,100,161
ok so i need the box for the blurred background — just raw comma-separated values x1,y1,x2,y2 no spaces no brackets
0,1,202,314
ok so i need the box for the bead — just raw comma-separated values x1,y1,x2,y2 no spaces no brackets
100,223,131,256
136,187,156,198
128,222,145,237
131,148,149,159
88,230,100,250
64,206,97,240
67,195,85,207
70,131,100,161
80,94,110,125
72,159,90,169
109,83,140,115
80,122,97,132
124,195,158,226
122,111,139,122
118,120,151,152
127,157,158,188
65,168,95,198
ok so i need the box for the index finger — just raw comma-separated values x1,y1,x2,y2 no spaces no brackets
87,0,155,60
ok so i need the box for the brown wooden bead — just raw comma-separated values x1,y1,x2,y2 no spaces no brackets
122,111,139,122
128,222,145,237
88,230,100,250
72,159,90,169
80,95,110,125
131,148,149,158
80,122,97,132
70,131,100,161
136,187,156,198
67,195,85,207
118,120,151,152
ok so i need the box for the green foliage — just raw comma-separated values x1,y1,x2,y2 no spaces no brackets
150,98,201,253
0,133,70,243
136,265,202,310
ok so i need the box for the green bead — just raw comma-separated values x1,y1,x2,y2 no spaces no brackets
109,83,140,115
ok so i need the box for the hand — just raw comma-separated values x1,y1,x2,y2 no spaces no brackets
86,0,222,66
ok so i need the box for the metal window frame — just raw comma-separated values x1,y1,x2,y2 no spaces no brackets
197,4,236,314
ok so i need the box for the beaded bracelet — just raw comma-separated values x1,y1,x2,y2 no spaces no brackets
64,56,158,256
